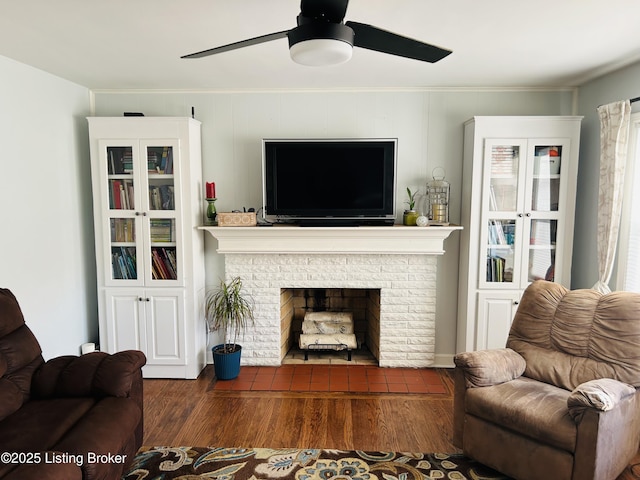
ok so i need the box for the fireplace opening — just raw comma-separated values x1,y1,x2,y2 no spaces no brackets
280,288,381,363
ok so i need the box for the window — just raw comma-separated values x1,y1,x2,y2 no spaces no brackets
617,112,640,292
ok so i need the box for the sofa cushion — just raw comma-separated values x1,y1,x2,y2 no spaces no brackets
0,289,26,337
454,348,526,388
0,398,95,477
32,350,147,399
54,397,142,480
0,289,45,421
568,378,636,421
507,280,640,390
465,376,576,452
0,378,22,423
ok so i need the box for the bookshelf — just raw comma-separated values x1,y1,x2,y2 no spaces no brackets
88,117,206,379
457,116,582,353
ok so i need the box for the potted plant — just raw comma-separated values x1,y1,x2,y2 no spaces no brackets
403,187,420,226
204,276,255,380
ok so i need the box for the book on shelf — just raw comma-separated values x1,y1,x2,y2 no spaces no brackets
123,149,133,173
149,187,161,210
486,254,514,283
147,150,159,173
148,185,174,210
151,247,177,280
163,147,173,174
109,179,134,210
150,219,173,242
111,247,137,280
488,219,508,246
111,218,135,243
107,147,133,175
487,255,506,282
146,146,173,174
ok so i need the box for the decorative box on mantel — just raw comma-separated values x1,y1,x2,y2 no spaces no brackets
216,212,257,227
198,224,462,368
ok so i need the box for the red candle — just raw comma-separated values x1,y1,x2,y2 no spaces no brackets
206,182,216,199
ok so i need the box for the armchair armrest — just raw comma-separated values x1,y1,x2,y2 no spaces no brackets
31,350,146,399
454,348,526,388
567,378,636,422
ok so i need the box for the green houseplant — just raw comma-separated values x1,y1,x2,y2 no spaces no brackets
204,276,255,380
403,187,420,226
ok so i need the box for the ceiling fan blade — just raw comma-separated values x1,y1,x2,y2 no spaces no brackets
346,21,451,63
181,30,290,59
300,0,349,23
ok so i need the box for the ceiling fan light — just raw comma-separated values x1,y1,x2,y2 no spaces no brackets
290,38,353,66
287,22,355,67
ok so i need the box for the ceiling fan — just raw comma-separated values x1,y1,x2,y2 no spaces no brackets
181,0,452,67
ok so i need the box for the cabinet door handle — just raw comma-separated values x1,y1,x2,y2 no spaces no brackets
514,301,519,305
138,297,144,302
518,213,523,217
525,213,531,217
146,298,150,302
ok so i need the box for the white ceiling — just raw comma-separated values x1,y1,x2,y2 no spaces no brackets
2,0,640,91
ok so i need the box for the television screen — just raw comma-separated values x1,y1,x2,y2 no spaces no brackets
263,139,397,225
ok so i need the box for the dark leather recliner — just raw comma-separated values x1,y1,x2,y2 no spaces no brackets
0,288,146,480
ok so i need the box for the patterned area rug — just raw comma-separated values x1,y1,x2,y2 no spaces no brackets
122,446,511,480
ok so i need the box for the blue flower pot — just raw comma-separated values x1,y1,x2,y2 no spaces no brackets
212,344,242,380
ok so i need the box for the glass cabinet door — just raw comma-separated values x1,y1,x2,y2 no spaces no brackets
480,140,527,287
103,143,142,284
141,142,180,285
522,141,568,284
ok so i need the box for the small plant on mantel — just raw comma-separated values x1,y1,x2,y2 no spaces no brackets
405,187,418,211
205,276,255,355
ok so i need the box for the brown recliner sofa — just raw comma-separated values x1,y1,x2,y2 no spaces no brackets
0,288,146,480
454,280,640,480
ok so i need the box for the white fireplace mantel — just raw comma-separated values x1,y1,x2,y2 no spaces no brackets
198,224,462,255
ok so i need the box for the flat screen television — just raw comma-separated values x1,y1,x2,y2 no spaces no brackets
262,138,397,226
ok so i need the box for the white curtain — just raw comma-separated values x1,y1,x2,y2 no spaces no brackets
592,100,631,293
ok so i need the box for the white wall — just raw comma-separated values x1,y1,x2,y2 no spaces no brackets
2,50,637,365
574,60,640,289
0,55,95,359
94,88,573,364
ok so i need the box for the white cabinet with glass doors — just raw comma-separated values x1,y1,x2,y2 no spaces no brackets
457,116,582,353
88,117,206,378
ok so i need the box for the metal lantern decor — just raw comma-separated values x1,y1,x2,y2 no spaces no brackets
426,167,450,225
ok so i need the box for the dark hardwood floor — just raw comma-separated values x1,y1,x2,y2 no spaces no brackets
141,365,640,479
143,365,456,452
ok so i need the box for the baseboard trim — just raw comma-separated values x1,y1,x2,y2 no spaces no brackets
432,353,455,369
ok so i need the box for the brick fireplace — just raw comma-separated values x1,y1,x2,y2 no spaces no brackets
200,225,461,368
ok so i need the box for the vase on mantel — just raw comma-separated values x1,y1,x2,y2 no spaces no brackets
206,198,217,225
403,210,419,226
